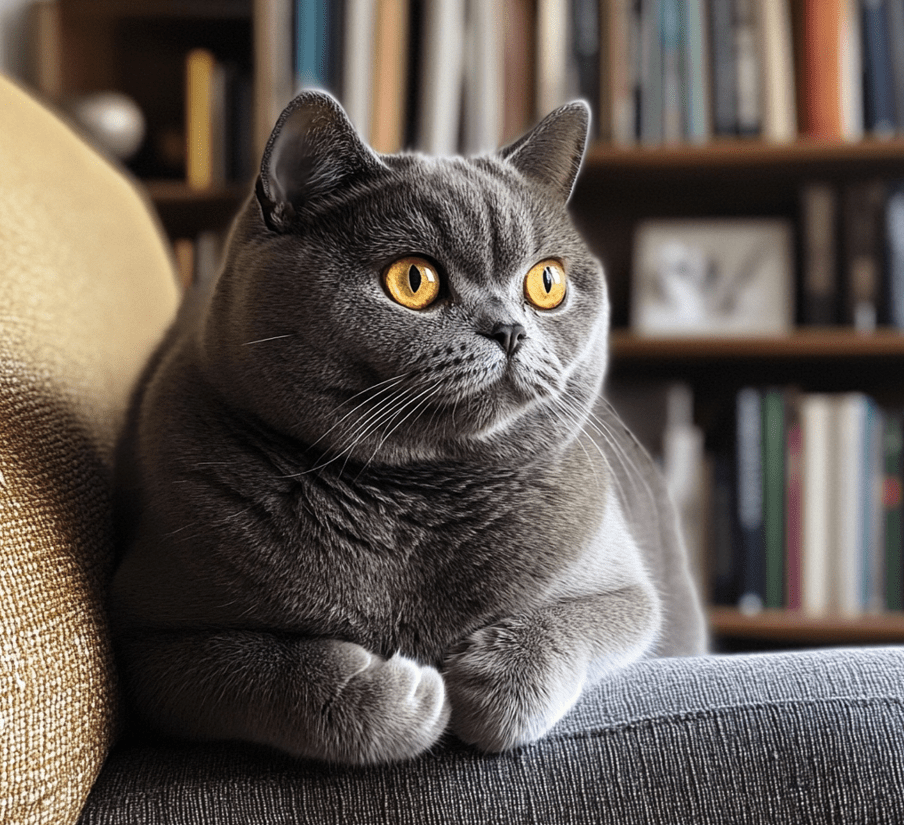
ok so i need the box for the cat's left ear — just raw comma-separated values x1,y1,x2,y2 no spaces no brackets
498,101,590,203
256,90,386,231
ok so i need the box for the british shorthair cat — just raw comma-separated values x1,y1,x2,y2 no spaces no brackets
110,91,706,765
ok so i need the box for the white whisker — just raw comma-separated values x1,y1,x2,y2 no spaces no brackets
242,334,294,346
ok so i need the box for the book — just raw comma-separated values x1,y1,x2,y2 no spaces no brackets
800,0,862,140
884,411,904,610
886,181,904,329
762,388,786,609
254,0,295,159
342,0,377,143
660,0,684,144
800,183,839,326
185,49,224,191
800,394,833,615
370,0,410,153
736,387,765,613
887,0,904,132
865,399,886,612
571,0,601,140
536,0,576,117
295,0,330,91
785,398,803,610
683,0,711,144
833,393,869,617
640,0,663,143
861,0,896,137
759,0,796,142
710,0,737,136
462,0,503,155
417,0,465,155
733,0,761,137
501,0,536,144
841,180,885,332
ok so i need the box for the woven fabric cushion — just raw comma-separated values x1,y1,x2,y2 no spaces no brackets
0,75,178,825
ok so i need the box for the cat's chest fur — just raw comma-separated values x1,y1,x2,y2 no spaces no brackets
221,448,595,664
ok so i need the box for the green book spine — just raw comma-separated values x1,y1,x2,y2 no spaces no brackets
762,389,786,609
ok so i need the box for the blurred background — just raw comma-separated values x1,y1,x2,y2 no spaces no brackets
5,0,904,652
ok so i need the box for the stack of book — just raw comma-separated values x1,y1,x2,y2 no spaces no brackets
800,179,904,330
713,387,904,617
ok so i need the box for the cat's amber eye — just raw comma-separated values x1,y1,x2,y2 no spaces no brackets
524,260,567,310
383,257,441,310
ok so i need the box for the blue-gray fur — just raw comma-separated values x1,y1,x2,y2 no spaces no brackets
110,91,706,765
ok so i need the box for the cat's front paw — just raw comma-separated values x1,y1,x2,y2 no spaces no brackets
443,620,587,753
325,643,450,764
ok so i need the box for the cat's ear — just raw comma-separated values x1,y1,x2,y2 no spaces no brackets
498,101,590,202
256,91,386,231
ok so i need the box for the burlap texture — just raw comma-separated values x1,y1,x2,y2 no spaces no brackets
0,75,178,824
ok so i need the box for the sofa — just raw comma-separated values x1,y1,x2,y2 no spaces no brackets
3,72,904,825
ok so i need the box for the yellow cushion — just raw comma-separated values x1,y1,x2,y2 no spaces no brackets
0,75,179,824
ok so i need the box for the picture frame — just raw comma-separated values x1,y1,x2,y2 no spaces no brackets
631,218,795,336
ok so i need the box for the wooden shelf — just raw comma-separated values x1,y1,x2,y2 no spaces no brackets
610,329,904,361
585,137,904,174
143,180,248,237
709,607,904,645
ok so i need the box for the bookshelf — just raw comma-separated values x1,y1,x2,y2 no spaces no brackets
25,0,904,649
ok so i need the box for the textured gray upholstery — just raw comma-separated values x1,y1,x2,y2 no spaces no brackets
79,648,904,824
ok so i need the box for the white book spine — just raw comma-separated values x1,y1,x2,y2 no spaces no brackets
463,0,502,155
833,394,867,617
343,0,377,143
418,0,466,155
801,395,833,616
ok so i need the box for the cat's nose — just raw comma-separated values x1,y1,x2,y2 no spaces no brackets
486,322,526,357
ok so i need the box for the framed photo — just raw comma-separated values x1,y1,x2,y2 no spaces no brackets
631,219,794,336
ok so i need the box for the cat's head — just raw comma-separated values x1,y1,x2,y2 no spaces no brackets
201,91,609,466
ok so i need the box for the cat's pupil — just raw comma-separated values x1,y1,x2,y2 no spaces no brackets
543,267,554,293
409,265,422,293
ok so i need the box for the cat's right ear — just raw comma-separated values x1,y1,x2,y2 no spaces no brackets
255,91,386,232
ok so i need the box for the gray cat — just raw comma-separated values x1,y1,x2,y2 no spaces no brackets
110,91,706,766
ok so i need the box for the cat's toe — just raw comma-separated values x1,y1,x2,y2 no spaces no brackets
443,628,585,753
329,648,450,764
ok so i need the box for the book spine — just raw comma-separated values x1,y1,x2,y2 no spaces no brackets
660,0,684,143
800,183,839,326
842,180,885,332
801,0,844,139
254,0,296,158
759,0,797,142
370,0,410,153
762,388,786,609
865,400,886,612
640,0,664,143
884,410,904,611
683,0,712,144
785,402,803,610
834,394,867,617
887,0,904,131
886,182,904,329
733,0,761,136
418,0,465,155
736,387,765,612
709,0,737,135
295,0,327,90
571,0,600,139
186,48,217,191
800,394,833,616
608,0,637,145
861,0,897,136
501,0,536,144
463,0,503,154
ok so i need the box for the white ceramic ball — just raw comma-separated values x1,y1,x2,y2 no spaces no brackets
68,92,146,160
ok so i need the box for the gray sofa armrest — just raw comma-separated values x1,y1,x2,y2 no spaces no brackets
79,647,904,824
